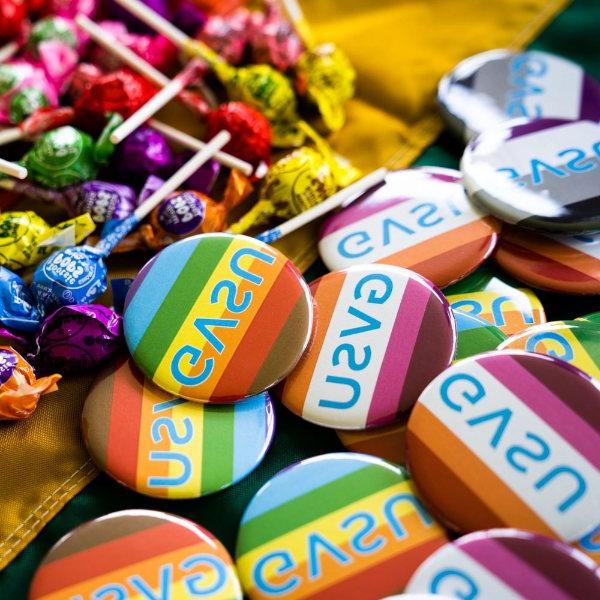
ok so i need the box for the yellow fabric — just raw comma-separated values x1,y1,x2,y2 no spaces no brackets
0,0,568,570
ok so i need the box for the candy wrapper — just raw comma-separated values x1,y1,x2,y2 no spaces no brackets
174,1,207,37
206,101,272,167
115,126,174,182
0,328,29,355
296,43,356,132
65,181,136,223
0,347,60,421
0,267,40,333
0,1,27,40
0,211,96,270
166,155,220,194
106,0,170,33
68,63,103,101
141,170,252,250
49,0,97,19
199,8,250,65
33,304,122,375
27,16,79,56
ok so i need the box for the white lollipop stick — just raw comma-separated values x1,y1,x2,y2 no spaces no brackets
112,0,191,47
0,127,24,146
0,42,19,63
110,61,201,144
75,15,169,87
278,0,316,48
253,168,387,243
149,119,252,176
0,158,27,179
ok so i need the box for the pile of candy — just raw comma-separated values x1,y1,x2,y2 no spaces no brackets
1,2,600,599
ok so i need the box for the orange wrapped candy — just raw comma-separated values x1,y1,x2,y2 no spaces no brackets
0,347,61,420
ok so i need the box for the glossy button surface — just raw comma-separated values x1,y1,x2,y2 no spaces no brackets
123,233,313,402
29,509,243,600
235,453,448,600
83,358,275,498
406,530,600,598
498,320,600,380
453,309,506,361
406,351,600,541
438,49,600,141
318,168,500,288
281,265,456,429
461,119,600,232
496,227,600,294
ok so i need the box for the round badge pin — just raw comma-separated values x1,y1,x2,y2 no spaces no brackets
281,265,456,429
318,168,500,288
453,309,506,361
461,118,600,232
29,509,243,600
496,227,600,294
498,320,600,380
580,311,600,324
406,529,600,598
575,524,600,566
123,233,313,403
438,49,600,141
446,287,546,336
336,418,408,465
235,453,449,600
406,351,600,541
83,358,275,498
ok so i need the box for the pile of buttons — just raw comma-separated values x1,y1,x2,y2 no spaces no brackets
24,44,600,600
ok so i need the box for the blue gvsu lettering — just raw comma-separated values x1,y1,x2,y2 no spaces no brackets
251,492,434,596
170,246,275,387
318,273,394,411
505,53,548,119
428,568,479,599
78,554,228,599
440,373,587,513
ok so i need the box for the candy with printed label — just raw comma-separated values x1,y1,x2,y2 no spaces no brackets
124,233,313,403
406,529,600,598
438,49,600,141
235,453,448,600
281,265,455,429
406,351,600,541
461,118,600,232
495,227,600,294
453,309,506,361
29,509,243,600
319,168,500,287
83,357,275,498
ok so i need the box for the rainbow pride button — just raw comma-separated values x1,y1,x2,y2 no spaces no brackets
406,529,600,597
235,453,448,600
575,524,600,566
581,311,600,324
336,419,408,465
318,168,500,288
281,265,455,429
123,234,313,402
407,351,600,541
498,320,600,380
29,509,242,600
453,309,506,361
496,227,600,294
83,358,274,498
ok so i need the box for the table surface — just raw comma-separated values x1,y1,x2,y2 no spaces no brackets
3,0,600,596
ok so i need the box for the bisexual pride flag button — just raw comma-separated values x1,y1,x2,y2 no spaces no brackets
406,529,600,598
461,119,600,232
281,265,456,429
318,168,500,289
438,49,600,141
123,234,313,403
83,358,275,498
406,351,600,541
235,453,448,600
29,509,243,600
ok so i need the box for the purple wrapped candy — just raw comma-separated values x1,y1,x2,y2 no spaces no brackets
33,304,122,374
67,181,136,223
115,126,173,182
166,154,221,195
0,327,30,355
174,1,207,37
106,0,170,33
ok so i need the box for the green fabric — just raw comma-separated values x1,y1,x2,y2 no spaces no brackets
3,1,600,595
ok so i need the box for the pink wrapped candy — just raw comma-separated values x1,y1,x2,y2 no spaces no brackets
198,8,250,64
48,0,97,19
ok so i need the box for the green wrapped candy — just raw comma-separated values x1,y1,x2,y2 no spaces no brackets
9,87,49,123
28,17,78,57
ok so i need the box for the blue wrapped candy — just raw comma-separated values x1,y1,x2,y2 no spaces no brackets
0,267,40,333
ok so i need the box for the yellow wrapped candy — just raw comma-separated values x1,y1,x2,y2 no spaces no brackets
0,211,96,270
296,43,356,132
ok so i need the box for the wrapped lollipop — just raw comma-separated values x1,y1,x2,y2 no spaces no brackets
114,126,173,182
0,267,40,333
0,1,28,40
0,211,96,270
0,346,60,420
30,130,230,316
0,158,26,179
0,106,74,146
32,304,122,374
49,0,97,19
65,180,136,223
198,7,250,65
112,0,305,146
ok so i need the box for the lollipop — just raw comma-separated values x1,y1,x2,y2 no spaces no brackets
33,304,122,374
0,158,26,179
198,7,250,65
0,267,40,333
114,126,173,182
65,180,136,223
0,2,28,40
49,0,97,19
0,106,74,146
0,347,60,420
0,211,96,270
31,130,230,316
27,16,79,57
